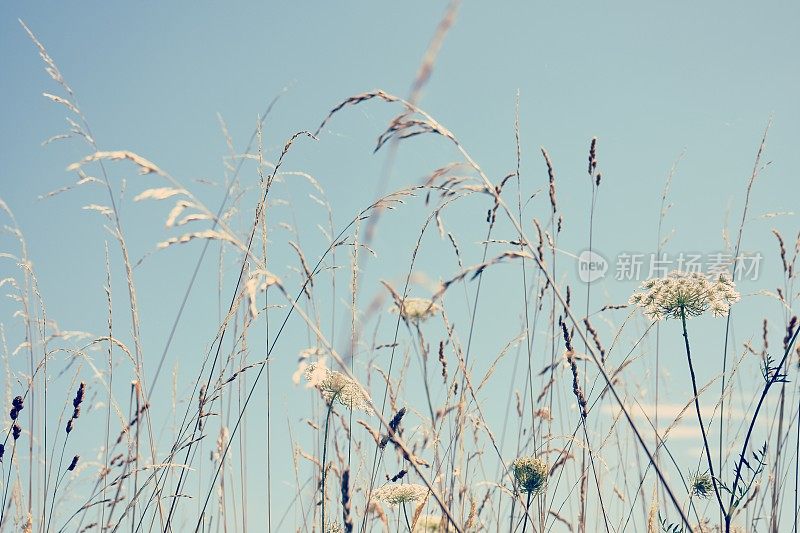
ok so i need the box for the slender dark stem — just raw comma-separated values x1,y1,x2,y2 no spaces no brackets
402,502,412,532
679,307,726,520
0,441,17,528
794,392,799,533
46,436,70,532
727,324,800,527
520,492,531,533
321,402,335,533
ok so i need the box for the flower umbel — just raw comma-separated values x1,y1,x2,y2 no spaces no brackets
324,521,344,533
511,456,548,495
372,483,428,504
390,297,441,322
304,363,373,415
628,270,740,321
690,471,714,499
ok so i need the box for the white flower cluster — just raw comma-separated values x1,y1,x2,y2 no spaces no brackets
511,456,548,495
324,522,344,533
372,483,429,504
390,298,441,322
304,363,373,415
628,270,740,320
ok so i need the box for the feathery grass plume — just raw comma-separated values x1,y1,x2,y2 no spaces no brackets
372,483,428,504
389,297,441,322
532,218,545,263
628,270,740,320
437,341,447,383
511,456,548,495
582,317,606,364
773,228,788,273
560,319,588,417
783,316,797,352
646,486,658,533
690,471,713,499
566,350,588,419
197,383,207,431
541,147,556,213
559,319,573,352
304,362,373,415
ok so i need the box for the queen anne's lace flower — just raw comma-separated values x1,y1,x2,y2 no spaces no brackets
511,456,548,495
324,522,344,533
304,363,373,415
372,483,429,504
628,271,740,320
390,298,441,322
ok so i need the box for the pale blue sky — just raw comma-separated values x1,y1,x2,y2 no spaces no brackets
1,2,798,531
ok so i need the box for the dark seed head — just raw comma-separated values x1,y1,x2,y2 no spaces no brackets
73,382,86,408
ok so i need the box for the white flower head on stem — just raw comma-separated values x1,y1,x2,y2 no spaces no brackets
304,362,373,415
372,483,428,504
511,456,548,495
628,270,740,321
324,522,344,533
390,297,441,322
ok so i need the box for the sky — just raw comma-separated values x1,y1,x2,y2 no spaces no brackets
1,2,798,531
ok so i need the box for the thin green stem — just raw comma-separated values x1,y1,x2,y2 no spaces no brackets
321,401,335,533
